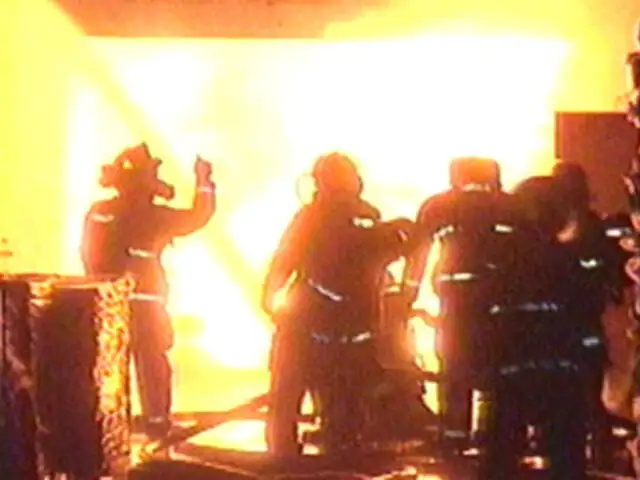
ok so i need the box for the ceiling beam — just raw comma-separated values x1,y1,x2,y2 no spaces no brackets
53,0,382,38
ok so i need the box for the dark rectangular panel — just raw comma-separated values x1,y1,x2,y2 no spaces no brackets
555,112,637,214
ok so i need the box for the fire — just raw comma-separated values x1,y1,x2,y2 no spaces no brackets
63,33,567,377
163,239,272,369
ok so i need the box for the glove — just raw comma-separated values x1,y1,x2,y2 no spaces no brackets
195,156,213,184
388,217,414,239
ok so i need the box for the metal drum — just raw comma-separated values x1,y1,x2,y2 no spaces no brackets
1,274,133,479
1,274,53,480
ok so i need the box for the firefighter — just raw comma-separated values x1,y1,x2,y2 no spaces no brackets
551,160,617,469
478,175,588,479
403,157,526,451
81,143,216,438
261,152,412,456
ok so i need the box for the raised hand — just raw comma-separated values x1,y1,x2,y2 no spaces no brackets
194,156,213,182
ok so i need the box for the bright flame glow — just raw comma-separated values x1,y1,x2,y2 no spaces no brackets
165,239,272,368
192,420,267,452
64,34,567,375
2,0,636,455
278,36,567,193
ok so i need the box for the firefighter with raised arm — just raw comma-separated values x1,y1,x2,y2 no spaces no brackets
81,143,216,439
402,157,526,451
261,152,413,456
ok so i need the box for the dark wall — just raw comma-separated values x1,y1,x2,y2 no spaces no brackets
555,112,638,214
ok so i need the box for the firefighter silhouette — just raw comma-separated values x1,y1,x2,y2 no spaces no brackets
403,157,527,450
81,143,216,438
475,175,588,480
261,152,412,455
551,160,618,470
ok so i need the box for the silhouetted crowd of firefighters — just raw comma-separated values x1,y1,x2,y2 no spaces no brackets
262,154,636,480
74,22,640,480
78,140,635,479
